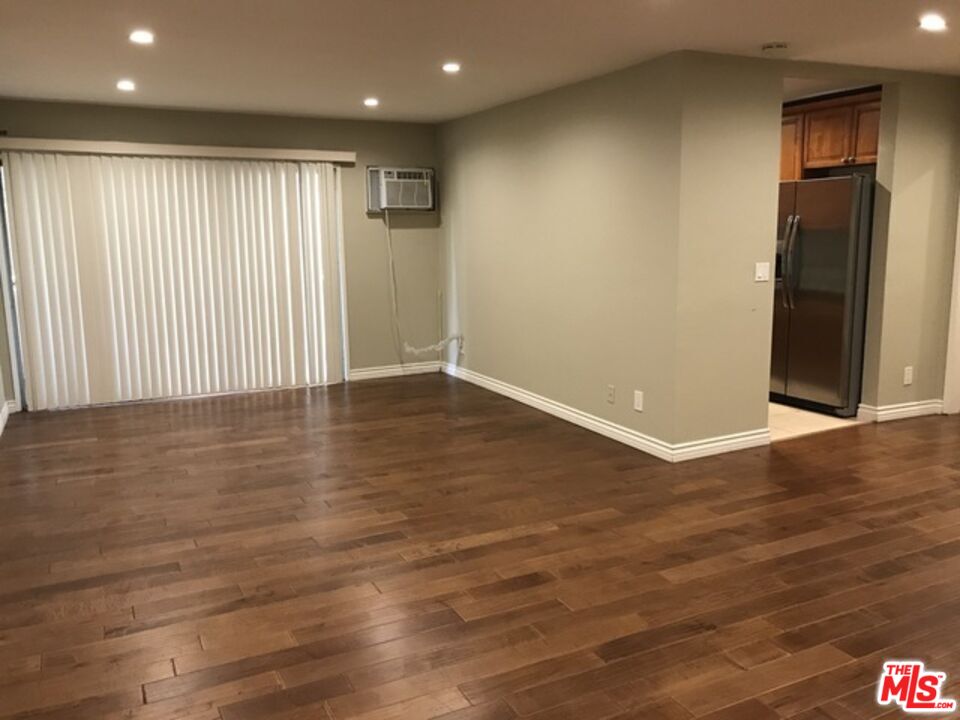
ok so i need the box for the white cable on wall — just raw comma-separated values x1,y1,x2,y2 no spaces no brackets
384,209,461,365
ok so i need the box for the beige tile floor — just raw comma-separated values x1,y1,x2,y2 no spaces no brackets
768,401,863,442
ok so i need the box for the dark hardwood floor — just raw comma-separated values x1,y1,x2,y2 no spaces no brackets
1,373,959,720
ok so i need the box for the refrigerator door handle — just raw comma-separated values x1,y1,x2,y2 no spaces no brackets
780,214,794,309
786,214,800,309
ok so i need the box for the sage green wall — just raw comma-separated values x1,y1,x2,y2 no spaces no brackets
859,81,899,410
440,53,781,445
0,98,441,380
866,79,960,406
672,54,781,442
440,51,960,450
440,55,684,441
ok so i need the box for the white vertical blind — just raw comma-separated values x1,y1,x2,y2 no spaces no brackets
2,152,344,410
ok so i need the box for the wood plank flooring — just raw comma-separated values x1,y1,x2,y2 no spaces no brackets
1,373,959,719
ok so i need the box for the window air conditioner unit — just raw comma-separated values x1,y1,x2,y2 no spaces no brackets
366,166,435,212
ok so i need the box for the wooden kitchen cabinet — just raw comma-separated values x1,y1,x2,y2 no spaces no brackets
780,113,803,180
851,100,881,163
784,89,881,173
803,105,854,168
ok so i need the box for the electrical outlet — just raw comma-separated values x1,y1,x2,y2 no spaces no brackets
606,385,616,404
754,262,771,282
903,366,914,386
633,390,644,412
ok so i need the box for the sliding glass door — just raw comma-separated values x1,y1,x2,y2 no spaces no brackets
1,152,345,410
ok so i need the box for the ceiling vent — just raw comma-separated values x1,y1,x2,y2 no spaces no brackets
760,41,791,58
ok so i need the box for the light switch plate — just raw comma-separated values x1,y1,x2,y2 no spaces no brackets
633,390,644,412
754,262,771,282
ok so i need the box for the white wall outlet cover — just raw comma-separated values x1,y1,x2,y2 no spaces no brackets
903,366,914,386
606,384,615,404
633,390,644,412
754,262,771,282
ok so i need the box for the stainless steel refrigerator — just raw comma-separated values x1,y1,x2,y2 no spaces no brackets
770,175,872,417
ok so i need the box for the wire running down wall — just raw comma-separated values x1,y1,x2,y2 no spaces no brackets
2,152,344,410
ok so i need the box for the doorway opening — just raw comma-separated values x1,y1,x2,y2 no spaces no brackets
768,77,881,441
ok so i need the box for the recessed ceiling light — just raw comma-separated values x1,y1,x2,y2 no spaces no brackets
116,79,136,92
919,12,947,31
363,97,379,108
129,29,155,45
442,62,461,74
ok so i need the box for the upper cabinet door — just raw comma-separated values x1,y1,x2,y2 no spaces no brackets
852,101,881,164
803,106,854,168
780,114,803,181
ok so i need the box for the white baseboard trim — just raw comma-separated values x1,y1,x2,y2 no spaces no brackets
442,363,769,463
669,428,773,462
857,399,944,423
348,361,442,381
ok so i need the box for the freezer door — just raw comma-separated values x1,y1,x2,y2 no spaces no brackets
784,176,863,408
770,182,796,395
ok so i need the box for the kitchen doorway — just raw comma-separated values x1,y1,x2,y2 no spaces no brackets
768,402,863,442
768,78,880,441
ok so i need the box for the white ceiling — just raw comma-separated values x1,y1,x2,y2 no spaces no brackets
1,0,957,122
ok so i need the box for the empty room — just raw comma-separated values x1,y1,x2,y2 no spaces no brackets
3,1,960,719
